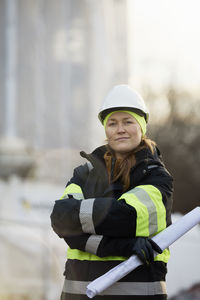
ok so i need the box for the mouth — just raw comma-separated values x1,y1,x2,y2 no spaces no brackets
115,137,129,141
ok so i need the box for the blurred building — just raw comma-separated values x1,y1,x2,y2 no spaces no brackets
0,0,128,151
0,1,129,299
0,0,129,182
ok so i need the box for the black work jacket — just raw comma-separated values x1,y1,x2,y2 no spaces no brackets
51,145,173,257
51,145,173,300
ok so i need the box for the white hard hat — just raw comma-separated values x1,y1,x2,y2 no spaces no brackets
98,84,149,123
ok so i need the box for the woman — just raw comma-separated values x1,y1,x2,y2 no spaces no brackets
51,84,173,300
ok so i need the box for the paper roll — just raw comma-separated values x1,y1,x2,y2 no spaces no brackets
86,207,200,298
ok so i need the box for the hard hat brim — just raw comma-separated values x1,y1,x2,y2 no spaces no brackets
98,107,148,124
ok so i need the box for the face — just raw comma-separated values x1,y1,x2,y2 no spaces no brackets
105,112,142,159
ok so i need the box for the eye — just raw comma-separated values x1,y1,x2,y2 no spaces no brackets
108,122,116,127
125,120,133,124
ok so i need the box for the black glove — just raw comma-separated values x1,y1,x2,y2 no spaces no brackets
132,237,162,264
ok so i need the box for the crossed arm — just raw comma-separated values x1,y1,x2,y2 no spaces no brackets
50,170,172,259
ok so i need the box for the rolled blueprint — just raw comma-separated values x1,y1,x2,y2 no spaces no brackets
86,207,200,298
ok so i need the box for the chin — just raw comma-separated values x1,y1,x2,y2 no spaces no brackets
115,147,132,154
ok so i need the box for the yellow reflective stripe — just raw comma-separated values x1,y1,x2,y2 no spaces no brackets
119,185,166,236
119,191,149,236
67,248,170,263
60,183,84,200
154,248,170,263
67,247,170,263
139,185,166,233
67,248,126,261
131,187,158,236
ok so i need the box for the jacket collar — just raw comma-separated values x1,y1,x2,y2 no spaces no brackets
135,146,163,166
80,144,164,170
80,145,107,170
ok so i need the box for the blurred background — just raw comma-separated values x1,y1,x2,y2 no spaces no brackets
0,0,200,299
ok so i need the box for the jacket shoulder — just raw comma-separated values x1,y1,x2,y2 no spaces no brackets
70,162,93,186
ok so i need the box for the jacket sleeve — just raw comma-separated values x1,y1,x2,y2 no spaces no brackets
50,196,136,238
64,234,136,258
50,165,173,239
118,166,173,237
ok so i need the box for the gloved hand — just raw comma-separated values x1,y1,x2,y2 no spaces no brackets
132,237,162,264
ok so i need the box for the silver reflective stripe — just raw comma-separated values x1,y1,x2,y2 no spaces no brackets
85,235,103,254
63,279,167,295
148,165,159,169
128,188,158,235
79,199,96,234
87,162,94,172
69,193,83,200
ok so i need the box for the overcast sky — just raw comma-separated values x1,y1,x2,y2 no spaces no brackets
127,0,200,92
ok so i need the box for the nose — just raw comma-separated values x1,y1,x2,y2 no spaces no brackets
117,123,125,133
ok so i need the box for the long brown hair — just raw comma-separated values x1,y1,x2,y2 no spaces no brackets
104,137,156,191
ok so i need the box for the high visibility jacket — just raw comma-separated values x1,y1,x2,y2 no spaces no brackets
51,145,173,300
